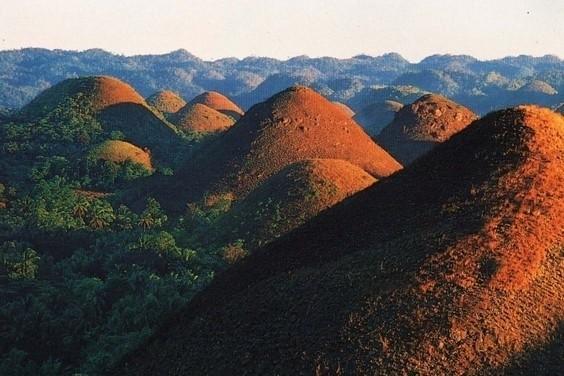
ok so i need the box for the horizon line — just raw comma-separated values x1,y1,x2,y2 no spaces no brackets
1,46,562,65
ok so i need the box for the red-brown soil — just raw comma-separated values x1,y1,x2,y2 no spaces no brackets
353,100,403,136
178,86,401,202
171,103,235,134
332,101,356,117
190,91,245,120
377,94,478,164
216,158,375,248
20,76,145,119
117,105,564,375
146,90,186,114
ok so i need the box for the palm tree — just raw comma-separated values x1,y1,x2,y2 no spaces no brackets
138,214,155,231
19,248,40,279
137,198,167,230
87,201,115,230
72,198,89,219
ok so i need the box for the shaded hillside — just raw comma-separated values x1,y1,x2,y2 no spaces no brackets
171,103,235,134
190,91,244,120
377,94,477,164
215,159,375,248
117,106,563,375
97,102,180,163
353,100,403,136
175,86,401,205
146,90,186,114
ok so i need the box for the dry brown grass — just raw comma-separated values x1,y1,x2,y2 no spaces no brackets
377,94,477,164
172,103,235,133
146,90,186,114
21,76,145,118
178,86,401,203
90,140,153,171
190,91,244,120
117,106,564,375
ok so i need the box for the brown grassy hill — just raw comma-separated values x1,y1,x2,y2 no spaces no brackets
353,100,404,136
332,101,356,117
146,90,186,114
177,86,401,203
377,94,478,164
171,103,235,134
89,140,153,171
18,76,181,163
20,76,145,119
190,91,244,120
216,158,375,248
117,106,564,375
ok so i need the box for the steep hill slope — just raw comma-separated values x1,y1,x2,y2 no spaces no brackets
146,90,186,114
177,86,401,202
118,106,564,375
190,91,244,119
377,94,477,164
171,103,235,134
332,101,355,117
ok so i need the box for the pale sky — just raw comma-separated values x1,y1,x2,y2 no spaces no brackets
0,0,562,62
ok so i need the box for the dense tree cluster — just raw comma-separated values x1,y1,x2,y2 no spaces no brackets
0,98,234,375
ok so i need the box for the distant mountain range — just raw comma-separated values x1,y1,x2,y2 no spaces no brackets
0,48,562,114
